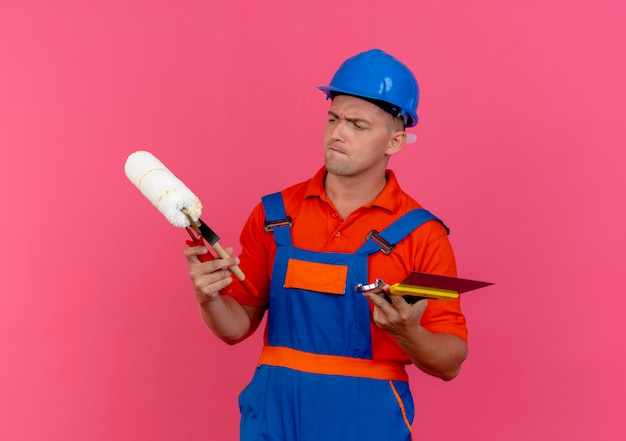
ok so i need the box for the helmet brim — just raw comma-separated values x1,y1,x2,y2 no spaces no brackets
317,86,418,127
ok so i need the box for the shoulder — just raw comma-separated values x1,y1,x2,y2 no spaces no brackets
244,171,319,229
258,169,326,220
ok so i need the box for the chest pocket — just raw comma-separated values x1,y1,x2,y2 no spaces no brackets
284,258,348,295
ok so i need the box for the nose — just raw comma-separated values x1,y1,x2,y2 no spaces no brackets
328,119,346,141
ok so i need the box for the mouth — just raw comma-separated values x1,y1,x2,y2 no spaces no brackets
326,144,347,155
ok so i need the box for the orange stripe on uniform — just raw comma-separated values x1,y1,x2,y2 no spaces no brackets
258,346,409,382
389,380,414,439
284,258,348,294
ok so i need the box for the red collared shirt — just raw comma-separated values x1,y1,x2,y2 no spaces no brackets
227,167,467,364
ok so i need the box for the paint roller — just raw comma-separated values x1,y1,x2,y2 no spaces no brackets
124,150,245,281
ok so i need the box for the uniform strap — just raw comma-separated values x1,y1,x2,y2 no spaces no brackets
261,192,292,246
356,208,449,256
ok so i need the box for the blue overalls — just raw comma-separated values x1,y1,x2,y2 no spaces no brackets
238,192,446,441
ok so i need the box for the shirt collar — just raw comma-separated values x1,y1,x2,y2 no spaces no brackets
305,167,403,213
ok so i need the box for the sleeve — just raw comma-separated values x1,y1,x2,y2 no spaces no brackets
415,220,469,342
222,202,276,308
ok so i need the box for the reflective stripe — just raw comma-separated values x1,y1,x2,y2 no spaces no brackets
259,345,409,382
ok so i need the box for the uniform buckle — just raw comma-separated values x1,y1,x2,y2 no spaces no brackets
367,230,395,254
264,216,293,232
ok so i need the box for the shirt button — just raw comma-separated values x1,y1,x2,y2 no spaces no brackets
332,212,338,218
335,231,341,237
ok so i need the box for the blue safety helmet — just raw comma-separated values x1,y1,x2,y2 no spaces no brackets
318,49,419,127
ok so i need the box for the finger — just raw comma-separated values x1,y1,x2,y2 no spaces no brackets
188,256,239,283
212,255,240,272
387,293,408,307
194,270,234,302
412,298,429,313
362,290,392,309
184,245,209,263
197,269,233,291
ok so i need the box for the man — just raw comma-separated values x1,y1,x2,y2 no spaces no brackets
185,49,468,441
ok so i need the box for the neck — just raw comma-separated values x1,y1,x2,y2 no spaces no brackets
325,170,388,220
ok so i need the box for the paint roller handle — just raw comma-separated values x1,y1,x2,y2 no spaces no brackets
211,241,246,281
185,236,246,281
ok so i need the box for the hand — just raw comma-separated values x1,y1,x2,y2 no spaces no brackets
362,283,468,380
184,245,240,306
361,283,428,337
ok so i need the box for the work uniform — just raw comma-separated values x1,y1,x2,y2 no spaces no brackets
227,168,467,441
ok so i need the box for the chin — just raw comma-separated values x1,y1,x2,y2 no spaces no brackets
325,162,354,177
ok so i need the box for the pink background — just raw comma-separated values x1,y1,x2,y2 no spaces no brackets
1,1,625,440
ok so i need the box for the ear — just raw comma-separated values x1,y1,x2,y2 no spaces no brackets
385,131,406,156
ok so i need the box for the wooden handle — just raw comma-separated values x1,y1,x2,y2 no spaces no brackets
211,241,246,281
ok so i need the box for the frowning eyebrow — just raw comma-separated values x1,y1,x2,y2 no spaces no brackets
327,111,371,126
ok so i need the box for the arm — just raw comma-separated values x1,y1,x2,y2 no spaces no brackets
185,245,265,345
362,290,468,380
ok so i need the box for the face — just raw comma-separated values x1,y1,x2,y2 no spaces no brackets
324,95,404,178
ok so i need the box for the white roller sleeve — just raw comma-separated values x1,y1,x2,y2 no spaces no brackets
124,151,202,227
